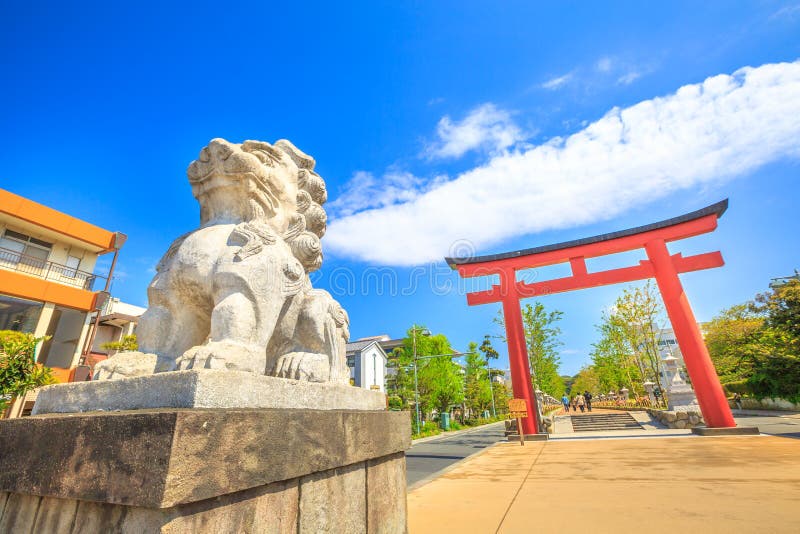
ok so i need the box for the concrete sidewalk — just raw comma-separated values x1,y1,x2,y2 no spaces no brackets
407,434,799,533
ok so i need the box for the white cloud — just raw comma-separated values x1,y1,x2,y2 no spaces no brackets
541,72,573,90
617,70,642,85
596,57,613,73
327,170,426,217
326,61,800,266
770,3,800,19
425,103,526,159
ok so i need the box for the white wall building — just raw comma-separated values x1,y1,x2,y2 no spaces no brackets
89,297,146,364
656,324,708,383
346,336,389,392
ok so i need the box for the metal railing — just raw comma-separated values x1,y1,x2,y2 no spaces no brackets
0,247,106,291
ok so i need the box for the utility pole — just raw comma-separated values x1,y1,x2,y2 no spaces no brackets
488,367,497,418
413,327,420,435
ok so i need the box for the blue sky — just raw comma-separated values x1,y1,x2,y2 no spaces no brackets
2,1,799,375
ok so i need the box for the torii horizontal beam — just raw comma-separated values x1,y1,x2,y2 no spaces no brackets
466,251,724,305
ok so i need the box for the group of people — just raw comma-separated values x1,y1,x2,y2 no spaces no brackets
561,391,593,413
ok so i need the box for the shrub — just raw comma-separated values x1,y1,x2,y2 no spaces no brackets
412,420,441,439
100,334,138,353
0,331,55,412
723,379,752,396
748,353,800,404
387,395,403,410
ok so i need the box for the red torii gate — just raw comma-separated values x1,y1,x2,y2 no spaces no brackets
447,200,735,436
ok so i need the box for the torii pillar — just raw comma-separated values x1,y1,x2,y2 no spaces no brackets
447,200,736,436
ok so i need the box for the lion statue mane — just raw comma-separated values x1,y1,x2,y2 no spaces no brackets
95,138,350,384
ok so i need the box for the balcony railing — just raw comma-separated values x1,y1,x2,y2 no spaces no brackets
0,247,107,291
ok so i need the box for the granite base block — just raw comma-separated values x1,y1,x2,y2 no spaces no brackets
32,370,386,415
0,409,410,533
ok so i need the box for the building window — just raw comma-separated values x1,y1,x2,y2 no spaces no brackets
0,294,43,332
0,229,52,271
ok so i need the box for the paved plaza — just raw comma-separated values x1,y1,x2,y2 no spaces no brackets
408,434,800,533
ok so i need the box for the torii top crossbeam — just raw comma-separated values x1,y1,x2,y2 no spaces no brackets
447,200,735,436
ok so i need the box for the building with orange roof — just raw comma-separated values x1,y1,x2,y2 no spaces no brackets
0,188,125,416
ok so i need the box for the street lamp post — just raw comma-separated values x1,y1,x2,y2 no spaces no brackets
411,325,431,435
487,368,497,418
408,334,475,435
412,325,420,435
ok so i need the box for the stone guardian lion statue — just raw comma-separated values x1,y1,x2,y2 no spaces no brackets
95,138,350,384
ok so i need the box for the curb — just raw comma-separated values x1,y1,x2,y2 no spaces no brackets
410,420,505,445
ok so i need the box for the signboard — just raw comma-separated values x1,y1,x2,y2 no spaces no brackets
507,398,528,446
507,398,528,418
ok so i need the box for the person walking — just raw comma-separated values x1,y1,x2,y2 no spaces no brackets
584,391,593,412
571,395,578,412
733,392,743,410
561,394,570,413
576,394,586,413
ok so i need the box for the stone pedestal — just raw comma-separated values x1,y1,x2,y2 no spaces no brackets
31,370,386,415
667,375,700,412
0,408,410,533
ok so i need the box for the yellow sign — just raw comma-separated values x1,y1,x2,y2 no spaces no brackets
507,398,528,418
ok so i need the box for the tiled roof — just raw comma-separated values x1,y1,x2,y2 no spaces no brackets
346,339,379,353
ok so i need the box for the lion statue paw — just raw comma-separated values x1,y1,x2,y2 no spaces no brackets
93,351,158,380
176,342,265,373
273,352,330,382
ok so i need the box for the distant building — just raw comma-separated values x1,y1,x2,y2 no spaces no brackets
655,324,707,384
346,336,389,392
769,270,799,289
0,188,125,417
88,297,146,367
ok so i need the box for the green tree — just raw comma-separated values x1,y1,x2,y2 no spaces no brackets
479,335,499,361
464,341,493,416
495,302,566,397
1,331,55,413
705,304,765,384
706,280,800,402
757,279,800,349
386,347,414,410
591,310,641,395
418,354,465,415
612,281,666,393
588,282,667,398
489,373,511,415
393,326,464,419
571,366,601,396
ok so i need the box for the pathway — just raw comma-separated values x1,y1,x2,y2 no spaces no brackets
407,434,799,533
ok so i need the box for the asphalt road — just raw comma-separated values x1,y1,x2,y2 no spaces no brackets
734,414,800,438
406,421,506,487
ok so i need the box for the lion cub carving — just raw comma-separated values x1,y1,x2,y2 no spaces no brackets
95,138,350,384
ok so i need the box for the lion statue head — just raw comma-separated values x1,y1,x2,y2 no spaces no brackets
187,138,328,272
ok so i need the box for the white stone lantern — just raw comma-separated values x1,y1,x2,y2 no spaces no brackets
662,354,679,383
643,381,656,405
